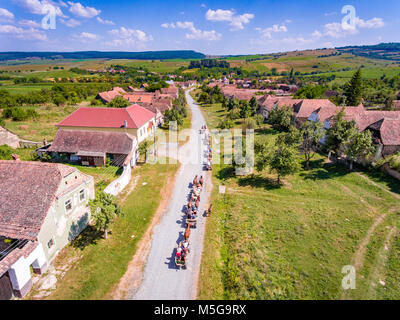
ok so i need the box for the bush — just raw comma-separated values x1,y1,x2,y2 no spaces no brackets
219,117,234,129
254,114,265,126
243,118,256,130
0,144,13,160
2,108,13,119
11,108,29,121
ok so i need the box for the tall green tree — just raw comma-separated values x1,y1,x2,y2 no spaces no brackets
249,97,258,114
325,109,358,159
345,130,375,170
267,106,294,131
240,101,253,119
268,143,300,183
89,192,123,239
107,96,130,108
300,121,325,169
278,126,302,148
344,69,363,106
139,140,152,163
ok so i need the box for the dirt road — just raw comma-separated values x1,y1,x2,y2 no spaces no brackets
129,89,212,300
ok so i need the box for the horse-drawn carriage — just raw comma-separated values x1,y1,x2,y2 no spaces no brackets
175,241,189,268
186,217,198,228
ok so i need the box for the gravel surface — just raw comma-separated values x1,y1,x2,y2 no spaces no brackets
130,89,212,300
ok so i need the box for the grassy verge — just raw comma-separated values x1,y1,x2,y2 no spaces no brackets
3,105,77,141
28,159,179,300
197,100,400,300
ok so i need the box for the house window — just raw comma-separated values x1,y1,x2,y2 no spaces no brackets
65,199,72,212
79,189,85,202
47,238,55,249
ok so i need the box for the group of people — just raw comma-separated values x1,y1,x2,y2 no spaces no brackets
186,175,204,220
176,175,204,264
176,239,189,262
206,134,212,170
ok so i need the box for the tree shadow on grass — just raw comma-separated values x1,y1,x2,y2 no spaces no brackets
255,127,279,136
238,174,281,190
300,161,349,181
217,166,236,181
354,163,400,195
70,225,104,250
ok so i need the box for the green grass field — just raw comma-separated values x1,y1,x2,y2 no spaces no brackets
197,96,400,300
3,105,77,142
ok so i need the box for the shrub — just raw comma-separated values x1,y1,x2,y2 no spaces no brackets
219,117,234,129
11,108,29,121
243,118,256,130
0,144,13,160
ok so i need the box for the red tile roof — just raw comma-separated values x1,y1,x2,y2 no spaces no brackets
0,161,78,240
123,92,153,104
97,87,127,103
294,99,336,119
368,118,400,146
57,105,155,129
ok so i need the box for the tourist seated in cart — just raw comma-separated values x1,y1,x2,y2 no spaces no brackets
176,246,182,258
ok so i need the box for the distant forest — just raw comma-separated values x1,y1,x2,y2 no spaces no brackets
337,43,400,61
0,50,205,62
188,59,230,69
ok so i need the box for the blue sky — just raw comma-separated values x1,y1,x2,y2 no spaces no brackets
0,0,399,54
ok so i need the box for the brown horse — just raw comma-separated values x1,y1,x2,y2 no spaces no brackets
184,223,191,240
193,175,198,186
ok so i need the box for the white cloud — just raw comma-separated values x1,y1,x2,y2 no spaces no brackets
96,17,114,25
67,1,100,18
0,24,47,41
355,17,385,29
59,17,81,27
0,8,14,21
175,21,221,41
79,31,99,40
161,22,175,29
18,19,41,28
106,27,153,48
256,24,288,39
73,31,100,42
206,8,254,30
14,0,67,18
314,16,385,39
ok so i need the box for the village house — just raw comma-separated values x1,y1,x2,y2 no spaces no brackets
293,99,337,125
55,104,156,145
0,161,94,299
96,87,127,103
257,96,302,120
160,86,179,99
45,130,138,167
